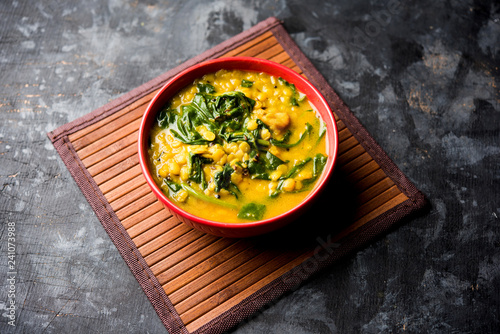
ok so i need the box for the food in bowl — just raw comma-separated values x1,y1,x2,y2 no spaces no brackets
146,69,329,223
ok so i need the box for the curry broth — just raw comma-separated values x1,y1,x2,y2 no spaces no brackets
148,69,328,223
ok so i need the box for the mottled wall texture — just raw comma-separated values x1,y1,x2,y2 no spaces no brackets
1,1,499,333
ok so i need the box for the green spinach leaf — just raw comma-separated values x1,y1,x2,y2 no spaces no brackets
241,79,254,88
188,153,213,189
157,106,177,129
278,77,302,106
197,83,216,94
164,179,182,193
181,184,237,209
213,164,240,198
270,157,313,198
302,154,327,186
271,123,312,148
237,203,266,220
246,150,270,180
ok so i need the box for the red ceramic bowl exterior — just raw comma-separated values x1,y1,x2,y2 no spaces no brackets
138,57,339,238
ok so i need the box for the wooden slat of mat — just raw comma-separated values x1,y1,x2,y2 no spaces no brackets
78,118,142,160
341,151,372,173
161,240,251,294
109,183,150,212
186,250,307,331
115,191,157,220
82,130,139,168
172,248,270,309
155,238,239,286
145,229,212,270
185,249,304,331
336,119,347,132
93,154,139,186
67,90,157,143
350,160,382,181
140,224,200,260
268,50,291,64
67,32,411,333
127,208,168,239
338,126,353,143
148,233,226,276
354,193,408,229
103,173,145,203
355,185,402,217
179,251,299,325
99,164,143,195
87,142,137,176
354,168,388,191
185,247,317,331
223,31,276,57
121,201,164,229
134,217,193,250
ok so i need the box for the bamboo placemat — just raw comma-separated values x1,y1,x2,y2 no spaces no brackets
48,17,428,334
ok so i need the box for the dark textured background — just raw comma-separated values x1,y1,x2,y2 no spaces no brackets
1,0,499,333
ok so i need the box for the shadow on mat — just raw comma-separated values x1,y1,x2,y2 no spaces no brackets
249,167,359,252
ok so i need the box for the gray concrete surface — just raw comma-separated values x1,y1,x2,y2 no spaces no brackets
1,0,499,333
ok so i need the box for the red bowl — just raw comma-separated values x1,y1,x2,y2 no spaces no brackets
138,57,338,238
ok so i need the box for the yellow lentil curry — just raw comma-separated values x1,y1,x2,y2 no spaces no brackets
148,69,328,223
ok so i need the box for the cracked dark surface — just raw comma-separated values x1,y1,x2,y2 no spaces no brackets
1,0,499,333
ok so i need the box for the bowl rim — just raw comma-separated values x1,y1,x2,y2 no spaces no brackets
138,56,339,231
